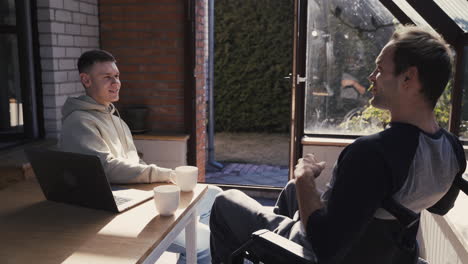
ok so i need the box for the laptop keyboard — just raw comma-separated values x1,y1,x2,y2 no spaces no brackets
113,195,132,206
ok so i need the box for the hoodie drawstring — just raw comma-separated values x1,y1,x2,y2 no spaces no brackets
108,105,129,158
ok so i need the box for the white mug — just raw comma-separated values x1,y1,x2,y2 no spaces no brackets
153,185,180,216
171,166,198,192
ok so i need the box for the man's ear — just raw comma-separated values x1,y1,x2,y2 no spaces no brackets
404,66,419,83
402,66,421,91
80,72,91,88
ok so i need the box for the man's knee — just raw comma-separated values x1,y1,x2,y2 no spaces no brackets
212,189,243,211
210,189,248,226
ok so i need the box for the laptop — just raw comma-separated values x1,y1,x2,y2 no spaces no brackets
25,148,153,213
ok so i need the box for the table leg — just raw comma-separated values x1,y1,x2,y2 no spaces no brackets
185,208,197,264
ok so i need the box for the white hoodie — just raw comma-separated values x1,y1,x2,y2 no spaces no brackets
60,95,172,183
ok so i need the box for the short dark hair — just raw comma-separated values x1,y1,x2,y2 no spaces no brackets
77,49,116,73
390,26,452,108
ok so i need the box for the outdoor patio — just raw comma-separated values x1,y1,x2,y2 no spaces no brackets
206,162,289,187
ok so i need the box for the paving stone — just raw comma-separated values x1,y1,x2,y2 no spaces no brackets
222,163,238,174
230,166,243,175
206,162,289,187
239,164,253,175
246,165,258,175
253,165,265,174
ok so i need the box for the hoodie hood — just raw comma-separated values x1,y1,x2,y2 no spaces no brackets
62,95,115,121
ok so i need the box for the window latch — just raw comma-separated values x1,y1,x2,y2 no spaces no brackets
297,75,307,85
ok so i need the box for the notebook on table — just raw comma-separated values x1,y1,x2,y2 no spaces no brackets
25,148,153,213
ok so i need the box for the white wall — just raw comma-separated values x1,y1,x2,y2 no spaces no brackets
36,0,100,138
303,144,344,192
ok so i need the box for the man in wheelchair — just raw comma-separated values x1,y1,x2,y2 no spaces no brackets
209,26,467,264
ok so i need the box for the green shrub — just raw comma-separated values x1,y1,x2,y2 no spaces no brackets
214,0,294,132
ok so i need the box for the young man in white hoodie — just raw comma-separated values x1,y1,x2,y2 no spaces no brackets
60,49,220,264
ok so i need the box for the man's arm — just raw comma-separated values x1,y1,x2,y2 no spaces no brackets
294,154,326,228
61,115,172,183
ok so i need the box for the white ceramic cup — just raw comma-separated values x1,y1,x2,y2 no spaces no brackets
171,166,198,192
153,185,180,216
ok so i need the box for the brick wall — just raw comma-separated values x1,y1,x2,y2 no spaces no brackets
37,0,100,138
99,0,209,179
99,0,185,133
195,0,209,178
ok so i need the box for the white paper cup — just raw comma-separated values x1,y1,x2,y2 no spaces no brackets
171,166,198,192
153,185,180,216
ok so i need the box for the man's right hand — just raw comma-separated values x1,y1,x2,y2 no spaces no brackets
294,154,325,228
294,153,326,181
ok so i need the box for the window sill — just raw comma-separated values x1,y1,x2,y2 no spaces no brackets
132,132,189,142
302,136,354,147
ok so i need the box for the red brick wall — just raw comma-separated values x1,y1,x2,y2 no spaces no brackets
195,0,207,179
99,0,208,179
99,0,185,132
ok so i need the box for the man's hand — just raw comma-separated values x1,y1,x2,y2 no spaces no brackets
294,153,326,182
294,154,326,229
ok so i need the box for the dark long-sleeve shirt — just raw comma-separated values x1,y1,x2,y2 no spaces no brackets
307,122,465,264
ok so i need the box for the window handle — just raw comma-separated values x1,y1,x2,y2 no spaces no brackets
297,75,307,85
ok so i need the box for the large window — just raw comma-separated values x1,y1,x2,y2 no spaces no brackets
0,34,23,135
303,0,467,139
304,0,397,136
0,0,24,137
0,0,40,144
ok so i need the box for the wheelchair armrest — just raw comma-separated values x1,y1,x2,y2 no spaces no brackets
249,229,318,264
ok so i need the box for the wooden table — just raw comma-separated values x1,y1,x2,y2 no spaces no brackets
0,179,208,264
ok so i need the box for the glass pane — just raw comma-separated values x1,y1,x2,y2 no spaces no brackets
0,0,16,25
304,0,397,135
433,0,468,32
0,34,23,134
459,46,468,140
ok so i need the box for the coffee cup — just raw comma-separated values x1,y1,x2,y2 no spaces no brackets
153,185,180,216
170,166,198,192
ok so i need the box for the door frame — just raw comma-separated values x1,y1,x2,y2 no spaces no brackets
289,0,308,180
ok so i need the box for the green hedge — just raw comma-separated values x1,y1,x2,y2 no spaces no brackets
214,0,294,132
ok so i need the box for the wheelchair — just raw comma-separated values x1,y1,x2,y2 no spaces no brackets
229,175,468,264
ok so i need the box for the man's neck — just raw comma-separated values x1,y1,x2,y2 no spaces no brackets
390,102,440,134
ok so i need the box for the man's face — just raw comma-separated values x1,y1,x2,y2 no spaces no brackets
368,43,402,110
80,61,121,107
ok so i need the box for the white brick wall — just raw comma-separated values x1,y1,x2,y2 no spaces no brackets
37,0,99,138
